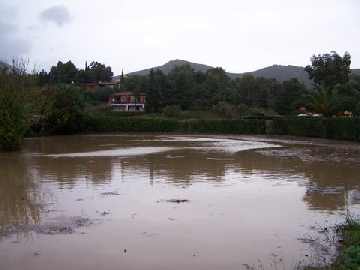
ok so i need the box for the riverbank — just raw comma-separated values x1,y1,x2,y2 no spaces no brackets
77,112,360,142
304,217,360,270
25,109,360,142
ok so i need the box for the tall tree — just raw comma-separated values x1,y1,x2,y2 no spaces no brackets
274,79,306,115
86,61,113,82
146,69,168,113
305,51,351,88
36,69,49,86
307,87,336,117
167,65,196,109
49,61,78,84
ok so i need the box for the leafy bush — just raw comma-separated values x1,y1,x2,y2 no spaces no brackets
177,110,222,120
84,112,180,132
43,85,86,134
271,117,360,141
325,118,360,141
83,111,265,134
214,102,278,119
162,105,181,118
0,73,26,151
83,86,116,105
182,119,265,134
273,117,327,138
213,102,239,119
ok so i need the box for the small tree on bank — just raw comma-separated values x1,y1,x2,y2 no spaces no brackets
0,72,26,151
43,85,86,134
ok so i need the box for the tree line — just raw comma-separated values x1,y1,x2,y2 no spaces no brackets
121,51,360,117
37,60,113,86
1,51,360,151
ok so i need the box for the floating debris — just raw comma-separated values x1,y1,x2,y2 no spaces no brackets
0,216,93,238
297,237,316,244
101,192,121,196
166,155,185,159
207,157,234,161
166,199,189,204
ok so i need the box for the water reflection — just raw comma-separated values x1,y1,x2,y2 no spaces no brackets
235,150,359,211
21,135,360,212
0,155,42,236
1,135,360,270
31,156,113,186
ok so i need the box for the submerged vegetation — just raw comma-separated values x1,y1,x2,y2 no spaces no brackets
304,217,360,270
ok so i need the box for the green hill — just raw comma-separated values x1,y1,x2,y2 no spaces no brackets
243,65,312,86
125,60,312,85
127,59,213,77
120,59,360,88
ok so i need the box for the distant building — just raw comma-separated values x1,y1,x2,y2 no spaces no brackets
109,92,146,112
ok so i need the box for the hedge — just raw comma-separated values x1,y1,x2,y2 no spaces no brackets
271,117,360,141
29,112,360,142
83,113,266,134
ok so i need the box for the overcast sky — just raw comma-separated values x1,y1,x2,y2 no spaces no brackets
1,0,359,75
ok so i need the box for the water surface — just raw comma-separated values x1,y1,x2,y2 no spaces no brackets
1,134,360,270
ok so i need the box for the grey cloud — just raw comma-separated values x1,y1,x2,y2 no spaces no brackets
0,22,31,60
40,5,71,27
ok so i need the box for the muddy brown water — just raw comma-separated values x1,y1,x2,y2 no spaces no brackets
1,134,360,270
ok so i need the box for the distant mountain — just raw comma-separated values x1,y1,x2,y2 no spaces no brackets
120,59,360,88
127,59,213,77
124,60,313,86
242,65,312,86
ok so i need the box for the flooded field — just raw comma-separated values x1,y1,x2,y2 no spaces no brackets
1,134,360,270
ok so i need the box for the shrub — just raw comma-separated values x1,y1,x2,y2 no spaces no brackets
162,105,181,118
0,73,26,151
271,117,360,141
213,102,239,119
182,119,265,134
43,85,86,134
81,112,266,135
84,113,180,132
83,86,116,105
325,118,360,141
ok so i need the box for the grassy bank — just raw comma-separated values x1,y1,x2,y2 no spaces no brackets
304,217,360,270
